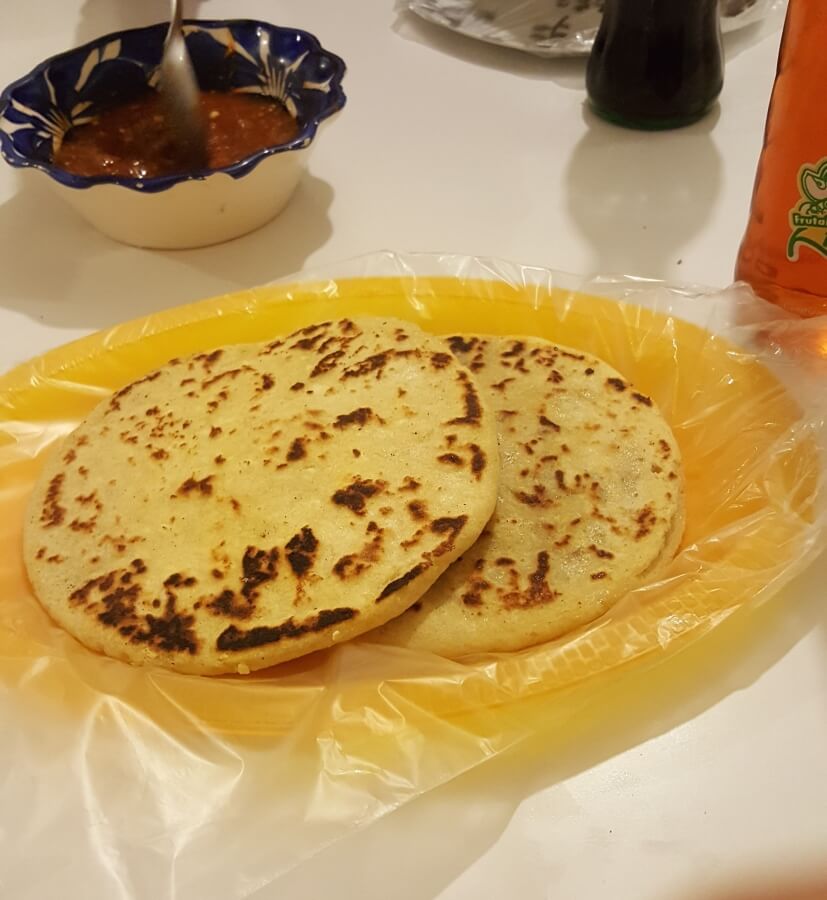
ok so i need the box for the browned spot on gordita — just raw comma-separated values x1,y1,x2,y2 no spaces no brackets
206,390,230,413
514,484,553,507
585,367,594,375
40,474,66,528
333,407,374,429
462,576,490,606
447,336,477,354
430,515,467,552
469,444,486,478
495,557,515,566
78,466,89,476
201,368,244,388
332,478,386,515
240,545,280,601
285,527,318,578
400,529,424,549
503,551,559,609
70,563,199,654
151,448,169,460
632,392,652,406
341,351,397,380
216,607,358,651
297,321,331,337
207,547,278,619
606,377,626,392
133,595,199,654
333,532,383,579
376,563,426,602
69,518,96,532
287,437,307,461
106,369,162,412
539,416,560,431
291,333,325,351
163,573,197,589
176,475,214,497
502,340,525,358
635,505,657,539
290,382,305,391
400,477,420,491
491,377,515,392
659,439,672,458
194,349,223,370
377,518,466,595
214,455,226,465
589,544,615,559
310,350,345,378
447,371,482,425
430,352,452,369
260,374,274,391
63,448,76,464
438,452,463,466
407,500,428,520
591,571,608,580
75,490,101,509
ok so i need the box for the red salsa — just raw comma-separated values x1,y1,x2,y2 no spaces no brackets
53,90,300,178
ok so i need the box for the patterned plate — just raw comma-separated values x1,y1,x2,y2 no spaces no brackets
408,0,783,58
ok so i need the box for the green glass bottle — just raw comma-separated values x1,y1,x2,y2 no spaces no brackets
586,0,724,130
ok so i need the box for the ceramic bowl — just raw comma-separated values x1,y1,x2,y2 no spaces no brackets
0,20,346,249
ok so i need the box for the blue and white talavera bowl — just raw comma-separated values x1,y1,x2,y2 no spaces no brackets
0,20,346,248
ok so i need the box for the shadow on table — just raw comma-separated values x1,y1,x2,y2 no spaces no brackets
267,549,827,900
563,105,723,279
0,171,335,331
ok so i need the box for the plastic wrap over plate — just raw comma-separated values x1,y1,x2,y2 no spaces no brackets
0,252,824,897
407,0,784,58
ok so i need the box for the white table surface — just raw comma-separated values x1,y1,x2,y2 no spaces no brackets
2,2,826,899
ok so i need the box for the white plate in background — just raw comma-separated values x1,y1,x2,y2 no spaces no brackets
408,0,783,58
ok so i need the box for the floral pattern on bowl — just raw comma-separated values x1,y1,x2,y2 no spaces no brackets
0,19,347,193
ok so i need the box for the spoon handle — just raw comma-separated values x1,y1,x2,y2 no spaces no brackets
161,0,208,169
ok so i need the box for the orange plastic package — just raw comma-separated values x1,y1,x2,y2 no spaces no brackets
0,252,824,897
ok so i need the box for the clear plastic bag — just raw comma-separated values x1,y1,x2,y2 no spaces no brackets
0,252,824,897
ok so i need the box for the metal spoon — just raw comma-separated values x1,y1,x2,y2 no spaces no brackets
159,0,207,169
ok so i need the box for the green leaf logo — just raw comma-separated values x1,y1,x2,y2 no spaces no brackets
800,160,827,207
